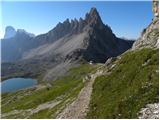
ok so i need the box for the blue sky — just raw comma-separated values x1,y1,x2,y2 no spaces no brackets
1,1,153,39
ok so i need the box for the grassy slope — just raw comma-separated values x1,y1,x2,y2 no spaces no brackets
2,63,98,118
87,48,159,118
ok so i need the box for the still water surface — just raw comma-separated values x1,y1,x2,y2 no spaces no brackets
1,78,37,93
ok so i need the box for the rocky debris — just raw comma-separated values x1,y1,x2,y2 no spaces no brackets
110,64,116,69
105,57,117,66
132,0,159,49
138,103,159,119
56,69,103,119
65,49,84,61
142,59,150,66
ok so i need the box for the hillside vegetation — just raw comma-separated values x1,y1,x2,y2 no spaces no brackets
1,48,159,119
1,64,98,118
87,48,159,118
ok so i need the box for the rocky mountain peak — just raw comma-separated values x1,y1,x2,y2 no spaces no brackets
4,26,16,39
89,7,99,17
85,7,103,26
48,7,104,40
63,18,70,24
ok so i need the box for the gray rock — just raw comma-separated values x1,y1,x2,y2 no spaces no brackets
132,0,159,49
138,103,159,119
105,57,117,66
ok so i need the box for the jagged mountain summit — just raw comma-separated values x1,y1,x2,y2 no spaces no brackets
3,26,35,39
2,7,134,81
2,7,133,63
17,29,35,38
3,26,16,39
2,28,35,62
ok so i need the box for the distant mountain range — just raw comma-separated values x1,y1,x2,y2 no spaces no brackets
2,7,134,81
2,27,35,62
2,8,133,63
4,26,16,39
3,26,35,39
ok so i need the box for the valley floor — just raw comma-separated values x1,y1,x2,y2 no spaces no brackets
1,64,100,118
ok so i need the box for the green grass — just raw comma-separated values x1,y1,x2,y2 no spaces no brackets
29,109,50,119
29,82,83,119
87,48,159,119
2,63,97,116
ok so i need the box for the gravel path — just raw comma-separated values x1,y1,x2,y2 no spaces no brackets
56,70,103,119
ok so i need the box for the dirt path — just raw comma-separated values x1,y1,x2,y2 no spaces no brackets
56,70,103,119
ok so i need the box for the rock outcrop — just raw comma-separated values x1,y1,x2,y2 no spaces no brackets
138,103,159,119
132,0,159,49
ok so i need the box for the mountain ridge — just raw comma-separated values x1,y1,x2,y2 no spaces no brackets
2,7,134,81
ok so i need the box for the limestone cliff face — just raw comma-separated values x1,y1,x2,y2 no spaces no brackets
132,0,159,49
153,0,159,17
